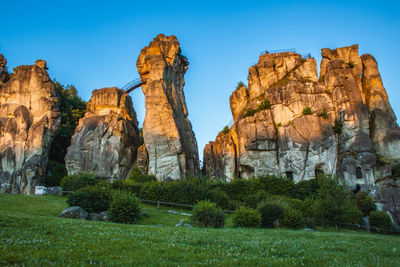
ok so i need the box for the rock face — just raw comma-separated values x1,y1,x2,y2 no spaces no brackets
204,45,400,223
65,87,140,180
0,58,60,194
0,53,8,86
136,34,199,180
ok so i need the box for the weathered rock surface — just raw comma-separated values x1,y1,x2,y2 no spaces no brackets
204,45,400,222
88,211,109,221
58,206,89,220
0,58,60,194
65,87,140,180
0,53,8,86
136,34,199,180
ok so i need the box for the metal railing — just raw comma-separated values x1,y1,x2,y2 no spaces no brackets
121,78,146,93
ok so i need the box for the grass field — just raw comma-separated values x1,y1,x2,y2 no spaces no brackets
1,194,399,266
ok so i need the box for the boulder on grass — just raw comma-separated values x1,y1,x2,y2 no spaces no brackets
58,206,88,220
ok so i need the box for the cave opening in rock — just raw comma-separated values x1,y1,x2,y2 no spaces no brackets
356,167,363,179
286,171,293,180
315,168,324,178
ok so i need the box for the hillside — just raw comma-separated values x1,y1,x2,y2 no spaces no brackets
0,194,399,266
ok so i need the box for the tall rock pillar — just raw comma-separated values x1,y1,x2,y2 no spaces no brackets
0,58,60,194
65,87,140,180
136,34,199,180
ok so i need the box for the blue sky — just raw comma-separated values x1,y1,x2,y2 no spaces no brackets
2,0,400,160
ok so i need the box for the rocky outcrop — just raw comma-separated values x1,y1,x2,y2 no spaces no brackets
136,34,199,180
0,53,8,86
65,87,140,180
0,58,60,194
204,45,400,222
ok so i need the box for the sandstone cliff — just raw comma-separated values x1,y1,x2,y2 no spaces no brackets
136,34,199,180
65,87,140,180
0,58,60,194
204,45,400,223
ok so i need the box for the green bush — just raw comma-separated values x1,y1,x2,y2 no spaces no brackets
243,108,257,118
355,192,376,217
45,160,67,186
333,119,343,134
236,81,245,89
314,175,363,227
342,205,363,225
302,106,313,115
243,190,267,209
191,200,225,228
127,168,157,183
258,99,271,110
232,206,262,228
280,207,304,229
222,126,230,135
61,172,100,191
369,211,393,231
208,188,231,210
258,200,284,228
317,109,329,119
293,179,319,200
67,186,112,213
109,192,141,224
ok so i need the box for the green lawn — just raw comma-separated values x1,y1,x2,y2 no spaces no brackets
0,194,399,266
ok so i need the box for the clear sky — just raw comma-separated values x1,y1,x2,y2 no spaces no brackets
2,0,400,161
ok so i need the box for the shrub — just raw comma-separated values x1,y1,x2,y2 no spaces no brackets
333,119,343,134
258,200,284,228
280,207,304,229
302,106,313,115
127,168,157,183
67,186,112,213
314,175,362,227
191,200,225,228
222,126,230,135
342,204,363,224
45,160,67,186
258,99,271,110
293,179,319,200
208,188,231,210
355,192,376,217
347,61,355,68
61,172,100,191
369,211,393,231
236,81,245,89
243,108,256,118
243,190,267,209
109,192,141,224
232,206,262,228
317,109,329,120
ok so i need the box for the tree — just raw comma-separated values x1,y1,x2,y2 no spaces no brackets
315,176,362,229
49,80,87,163
46,80,87,186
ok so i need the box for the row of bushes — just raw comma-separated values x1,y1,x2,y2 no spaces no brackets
109,174,322,209
62,172,394,231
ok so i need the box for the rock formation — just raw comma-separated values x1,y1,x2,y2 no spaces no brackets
0,53,8,86
65,87,140,180
204,45,400,223
136,34,199,180
0,58,60,194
